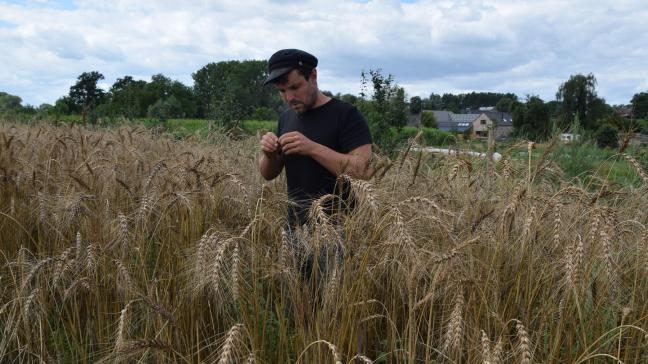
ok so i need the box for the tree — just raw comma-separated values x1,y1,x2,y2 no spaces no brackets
389,86,407,130
69,71,106,123
192,60,280,119
631,92,648,119
409,96,422,114
513,96,551,141
0,92,24,114
108,76,148,118
421,111,437,128
422,93,442,110
357,69,396,151
556,73,609,130
496,97,514,112
441,93,461,113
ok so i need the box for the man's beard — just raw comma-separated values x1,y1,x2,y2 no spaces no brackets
291,88,318,114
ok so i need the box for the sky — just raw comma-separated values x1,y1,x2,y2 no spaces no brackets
1,0,647,107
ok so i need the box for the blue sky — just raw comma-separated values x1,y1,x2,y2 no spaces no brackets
1,0,647,107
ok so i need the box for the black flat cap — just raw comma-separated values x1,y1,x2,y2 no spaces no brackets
264,49,318,85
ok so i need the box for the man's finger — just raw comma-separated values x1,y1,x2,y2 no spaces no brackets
279,135,298,145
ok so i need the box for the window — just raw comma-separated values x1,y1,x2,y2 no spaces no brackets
480,119,486,125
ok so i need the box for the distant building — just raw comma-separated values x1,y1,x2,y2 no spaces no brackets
414,109,514,140
615,105,633,118
560,133,581,143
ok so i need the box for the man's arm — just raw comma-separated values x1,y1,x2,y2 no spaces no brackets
278,131,372,179
259,132,285,180
309,143,372,179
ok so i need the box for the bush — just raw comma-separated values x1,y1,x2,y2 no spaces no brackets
251,107,277,121
420,112,437,128
148,96,183,122
397,127,456,147
596,124,619,149
637,119,648,134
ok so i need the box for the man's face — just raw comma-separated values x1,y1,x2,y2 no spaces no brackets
274,69,318,114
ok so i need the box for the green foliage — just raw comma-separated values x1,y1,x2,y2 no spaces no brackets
425,92,518,113
556,73,611,130
148,96,184,122
513,96,551,141
68,71,106,116
359,69,394,151
496,97,514,112
54,96,74,115
545,141,647,186
596,124,619,149
598,113,632,132
399,126,455,146
213,84,247,130
637,119,648,134
420,111,437,128
0,91,24,115
251,106,277,121
422,93,442,110
104,74,198,120
631,91,648,119
192,60,281,120
241,120,277,134
409,96,422,114
358,70,414,151
389,87,407,130
441,93,461,113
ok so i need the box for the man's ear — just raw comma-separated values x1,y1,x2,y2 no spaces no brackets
310,68,317,83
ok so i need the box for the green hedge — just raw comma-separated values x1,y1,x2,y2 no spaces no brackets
395,127,456,146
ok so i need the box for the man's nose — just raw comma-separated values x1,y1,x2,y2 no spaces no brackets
283,90,296,102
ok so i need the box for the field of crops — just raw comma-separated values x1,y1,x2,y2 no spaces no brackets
1,122,648,363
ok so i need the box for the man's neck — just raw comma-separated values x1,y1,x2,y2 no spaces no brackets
313,91,331,109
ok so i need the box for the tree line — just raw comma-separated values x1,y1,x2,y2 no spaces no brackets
1,60,648,144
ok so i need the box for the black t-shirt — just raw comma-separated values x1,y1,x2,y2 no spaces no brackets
277,98,372,226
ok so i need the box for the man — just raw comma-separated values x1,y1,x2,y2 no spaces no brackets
259,49,373,228
259,49,372,283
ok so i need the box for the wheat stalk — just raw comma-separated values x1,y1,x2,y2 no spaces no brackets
231,241,241,302
514,319,532,364
218,324,243,364
349,354,374,363
492,337,504,364
21,257,54,292
53,247,75,287
115,301,134,351
442,291,464,354
481,330,492,364
115,259,136,295
623,153,648,187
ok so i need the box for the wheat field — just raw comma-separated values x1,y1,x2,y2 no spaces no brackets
1,122,648,363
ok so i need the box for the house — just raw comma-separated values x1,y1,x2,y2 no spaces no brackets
411,108,515,140
482,110,514,140
615,105,633,118
418,110,514,139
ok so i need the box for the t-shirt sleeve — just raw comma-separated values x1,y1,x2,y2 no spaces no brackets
339,106,372,153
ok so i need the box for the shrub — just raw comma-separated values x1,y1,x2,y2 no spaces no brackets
398,127,456,147
148,96,183,122
420,111,437,128
596,124,619,149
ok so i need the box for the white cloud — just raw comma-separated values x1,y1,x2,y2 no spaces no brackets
0,0,647,106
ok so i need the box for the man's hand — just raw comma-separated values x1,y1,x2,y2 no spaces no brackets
278,131,317,156
260,132,281,158
259,132,284,180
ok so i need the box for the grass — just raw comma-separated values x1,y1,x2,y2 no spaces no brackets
1,120,648,363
